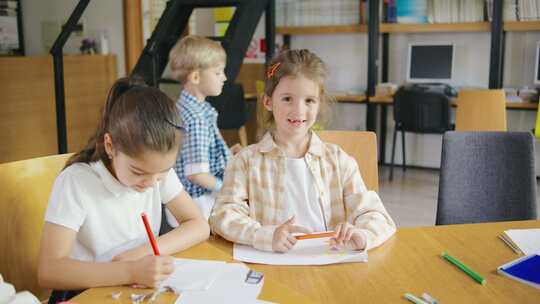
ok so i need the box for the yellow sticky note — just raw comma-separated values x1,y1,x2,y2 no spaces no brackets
214,7,234,22
214,22,229,37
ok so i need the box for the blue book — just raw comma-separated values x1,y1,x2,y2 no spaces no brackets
396,0,428,24
497,254,540,289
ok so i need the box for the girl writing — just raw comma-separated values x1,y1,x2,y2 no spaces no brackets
38,77,209,302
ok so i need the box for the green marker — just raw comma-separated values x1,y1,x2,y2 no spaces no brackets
441,252,486,285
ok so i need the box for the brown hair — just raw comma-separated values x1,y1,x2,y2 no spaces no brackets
257,49,334,133
168,35,227,84
65,77,182,168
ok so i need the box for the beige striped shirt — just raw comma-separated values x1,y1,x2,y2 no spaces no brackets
209,132,396,252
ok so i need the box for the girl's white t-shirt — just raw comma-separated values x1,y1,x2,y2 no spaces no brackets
284,157,325,232
44,160,183,262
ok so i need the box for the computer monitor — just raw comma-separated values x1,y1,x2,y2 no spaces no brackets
534,41,540,85
407,43,454,83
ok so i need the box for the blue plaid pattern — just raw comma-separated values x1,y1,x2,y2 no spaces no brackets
175,90,230,198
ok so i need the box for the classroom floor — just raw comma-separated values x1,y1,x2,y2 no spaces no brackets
378,166,540,227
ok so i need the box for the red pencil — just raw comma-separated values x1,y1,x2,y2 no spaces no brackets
295,231,335,240
141,212,160,255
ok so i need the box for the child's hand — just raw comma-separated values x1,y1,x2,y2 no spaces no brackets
130,255,175,288
230,143,243,155
329,222,366,251
272,216,312,253
112,248,144,262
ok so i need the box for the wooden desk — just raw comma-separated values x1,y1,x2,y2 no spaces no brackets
369,95,539,110
73,220,540,303
72,241,313,304
368,95,538,164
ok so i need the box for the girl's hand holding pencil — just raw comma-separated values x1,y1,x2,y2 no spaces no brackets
329,222,366,251
272,216,312,253
294,223,366,251
130,255,175,288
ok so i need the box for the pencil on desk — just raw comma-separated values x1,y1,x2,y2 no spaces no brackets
421,292,438,304
404,293,429,304
441,252,485,285
295,231,335,240
141,212,160,256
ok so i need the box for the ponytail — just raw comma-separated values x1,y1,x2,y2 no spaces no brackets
65,77,180,169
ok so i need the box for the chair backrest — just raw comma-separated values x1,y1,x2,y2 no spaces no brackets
455,89,507,131
207,82,247,129
0,154,72,299
317,130,379,192
393,86,452,133
436,132,537,225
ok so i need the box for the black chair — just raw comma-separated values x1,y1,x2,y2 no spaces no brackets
390,85,452,180
436,131,538,225
207,82,248,145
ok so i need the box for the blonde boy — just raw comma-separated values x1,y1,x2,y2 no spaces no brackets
168,36,239,222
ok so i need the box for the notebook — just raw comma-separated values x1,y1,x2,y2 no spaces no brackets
497,254,540,289
160,258,227,293
499,229,540,255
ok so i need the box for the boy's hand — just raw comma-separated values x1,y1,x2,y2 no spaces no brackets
272,216,312,253
329,222,366,251
230,143,243,155
130,255,175,288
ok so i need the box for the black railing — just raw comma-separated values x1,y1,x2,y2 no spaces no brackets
50,0,91,153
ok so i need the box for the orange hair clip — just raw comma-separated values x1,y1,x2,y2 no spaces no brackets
266,62,281,79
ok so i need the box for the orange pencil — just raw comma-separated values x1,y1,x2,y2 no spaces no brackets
295,231,335,240
141,212,160,255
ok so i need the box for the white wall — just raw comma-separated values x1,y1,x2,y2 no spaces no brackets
21,0,125,76
290,31,540,173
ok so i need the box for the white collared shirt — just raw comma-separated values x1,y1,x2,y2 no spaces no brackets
45,160,183,262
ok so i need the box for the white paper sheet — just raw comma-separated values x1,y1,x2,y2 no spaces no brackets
504,229,540,255
160,258,227,293
175,263,264,304
233,237,368,265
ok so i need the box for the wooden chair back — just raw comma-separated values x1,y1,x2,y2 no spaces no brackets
455,89,507,131
317,131,379,192
0,154,71,300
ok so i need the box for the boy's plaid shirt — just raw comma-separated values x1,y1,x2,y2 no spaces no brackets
174,90,230,198
210,132,396,252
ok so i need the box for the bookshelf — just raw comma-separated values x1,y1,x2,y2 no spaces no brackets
277,24,367,35
380,22,490,33
276,21,540,35
277,22,491,35
504,21,540,31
